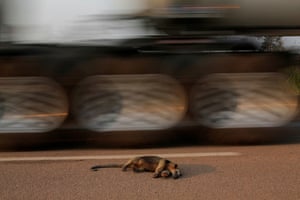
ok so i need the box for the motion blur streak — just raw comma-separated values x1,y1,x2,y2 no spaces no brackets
182,5,241,9
0,77,68,133
191,73,298,128
15,113,68,118
72,74,187,131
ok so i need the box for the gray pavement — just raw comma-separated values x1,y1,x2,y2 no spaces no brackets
0,144,299,200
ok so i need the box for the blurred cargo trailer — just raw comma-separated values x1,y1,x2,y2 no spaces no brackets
0,0,299,146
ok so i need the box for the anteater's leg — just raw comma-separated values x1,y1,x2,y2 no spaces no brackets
153,159,166,178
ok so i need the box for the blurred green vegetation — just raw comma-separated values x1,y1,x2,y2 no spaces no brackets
284,66,300,95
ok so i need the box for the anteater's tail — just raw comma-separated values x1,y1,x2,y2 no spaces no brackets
90,164,122,171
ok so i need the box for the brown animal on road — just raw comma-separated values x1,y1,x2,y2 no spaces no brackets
90,156,182,179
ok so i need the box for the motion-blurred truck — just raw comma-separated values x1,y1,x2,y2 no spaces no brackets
0,0,300,145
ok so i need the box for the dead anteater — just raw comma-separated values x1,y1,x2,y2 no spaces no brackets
91,156,182,179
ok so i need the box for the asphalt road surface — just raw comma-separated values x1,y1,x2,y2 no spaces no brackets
0,144,299,200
